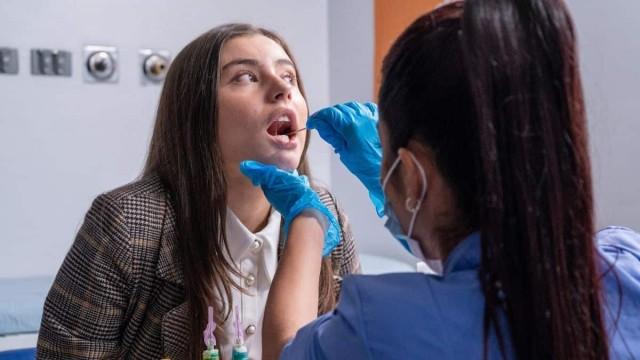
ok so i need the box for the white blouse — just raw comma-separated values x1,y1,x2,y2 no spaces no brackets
218,208,282,360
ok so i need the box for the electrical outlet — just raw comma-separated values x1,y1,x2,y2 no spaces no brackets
0,48,19,75
30,49,72,76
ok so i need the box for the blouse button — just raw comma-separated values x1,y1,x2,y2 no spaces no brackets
250,239,263,251
245,324,257,335
244,273,256,287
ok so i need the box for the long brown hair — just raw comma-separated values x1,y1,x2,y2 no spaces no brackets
380,1,608,359
144,23,336,359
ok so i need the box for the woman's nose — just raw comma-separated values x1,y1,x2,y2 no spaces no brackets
269,77,293,102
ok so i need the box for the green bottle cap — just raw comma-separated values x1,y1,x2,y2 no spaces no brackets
232,345,249,360
202,348,220,360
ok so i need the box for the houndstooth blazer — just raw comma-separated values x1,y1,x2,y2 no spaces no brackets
36,174,360,359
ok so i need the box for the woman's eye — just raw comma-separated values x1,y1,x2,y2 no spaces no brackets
233,72,257,83
282,72,296,84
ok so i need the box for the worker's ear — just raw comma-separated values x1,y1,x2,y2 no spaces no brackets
397,142,430,208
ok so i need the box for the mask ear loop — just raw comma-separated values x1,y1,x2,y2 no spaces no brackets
382,155,402,191
404,152,428,238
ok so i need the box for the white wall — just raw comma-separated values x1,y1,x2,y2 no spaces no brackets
567,0,640,231
2,0,638,278
328,0,417,264
328,0,640,265
0,0,331,277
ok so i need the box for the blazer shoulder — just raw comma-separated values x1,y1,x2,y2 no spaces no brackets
106,174,167,203
94,173,172,254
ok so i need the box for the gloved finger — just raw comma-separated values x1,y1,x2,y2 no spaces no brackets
308,106,351,132
267,172,307,192
345,101,377,121
363,102,379,118
344,101,365,116
311,103,359,133
242,160,302,190
240,160,275,186
334,103,358,124
307,106,337,129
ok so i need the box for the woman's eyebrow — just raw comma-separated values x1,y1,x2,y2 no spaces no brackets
221,58,295,73
275,58,294,68
221,58,259,72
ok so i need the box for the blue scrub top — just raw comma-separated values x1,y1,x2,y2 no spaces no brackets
281,227,640,359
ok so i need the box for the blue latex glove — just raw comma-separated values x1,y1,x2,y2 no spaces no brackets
307,101,384,217
240,160,341,256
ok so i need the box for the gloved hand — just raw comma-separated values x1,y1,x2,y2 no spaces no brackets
240,160,341,256
307,101,384,216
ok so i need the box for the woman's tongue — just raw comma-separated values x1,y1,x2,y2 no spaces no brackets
267,120,292,142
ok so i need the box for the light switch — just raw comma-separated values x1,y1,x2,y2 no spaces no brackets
0,48,19,75
31,49,72,76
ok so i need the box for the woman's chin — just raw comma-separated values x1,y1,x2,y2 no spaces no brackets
266,153,302,171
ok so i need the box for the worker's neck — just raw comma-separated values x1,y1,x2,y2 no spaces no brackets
226,169,271,233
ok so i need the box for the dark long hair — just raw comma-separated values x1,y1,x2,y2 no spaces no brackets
379,1,608,359
144,23,336,359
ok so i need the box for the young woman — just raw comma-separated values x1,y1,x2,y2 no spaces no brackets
37,24,360,359
242,0,640,359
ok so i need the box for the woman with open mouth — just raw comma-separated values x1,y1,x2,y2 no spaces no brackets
37,23,360,360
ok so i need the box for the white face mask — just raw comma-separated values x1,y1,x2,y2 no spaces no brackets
382,152,443,275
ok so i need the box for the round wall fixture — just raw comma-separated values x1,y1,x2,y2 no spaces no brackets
140,49,171,85
83,45,118,83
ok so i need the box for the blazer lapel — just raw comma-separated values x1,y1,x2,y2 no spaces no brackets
155,197,189,358
156,198,184,286
161,300,189,359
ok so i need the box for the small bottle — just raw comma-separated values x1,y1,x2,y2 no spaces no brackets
202,306,219,360
231,306,249,360
202,347,220,360
231,345,248,360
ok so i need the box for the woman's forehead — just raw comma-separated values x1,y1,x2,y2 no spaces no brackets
220,34,291,65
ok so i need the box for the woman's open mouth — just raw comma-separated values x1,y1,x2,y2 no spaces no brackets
266,110,300,149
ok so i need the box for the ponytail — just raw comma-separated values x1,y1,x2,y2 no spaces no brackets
461,1,607,358
380,1,609,359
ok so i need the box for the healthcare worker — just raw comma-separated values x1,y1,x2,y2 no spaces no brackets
240,0,640,359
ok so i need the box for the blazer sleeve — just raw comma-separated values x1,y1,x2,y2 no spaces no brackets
37,193,132,359
331,192,361,277
315,188,361,285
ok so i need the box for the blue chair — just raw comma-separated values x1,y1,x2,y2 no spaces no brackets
0,348,36,360
0,276,52,360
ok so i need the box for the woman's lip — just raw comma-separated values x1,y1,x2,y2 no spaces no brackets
268,133,298,150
